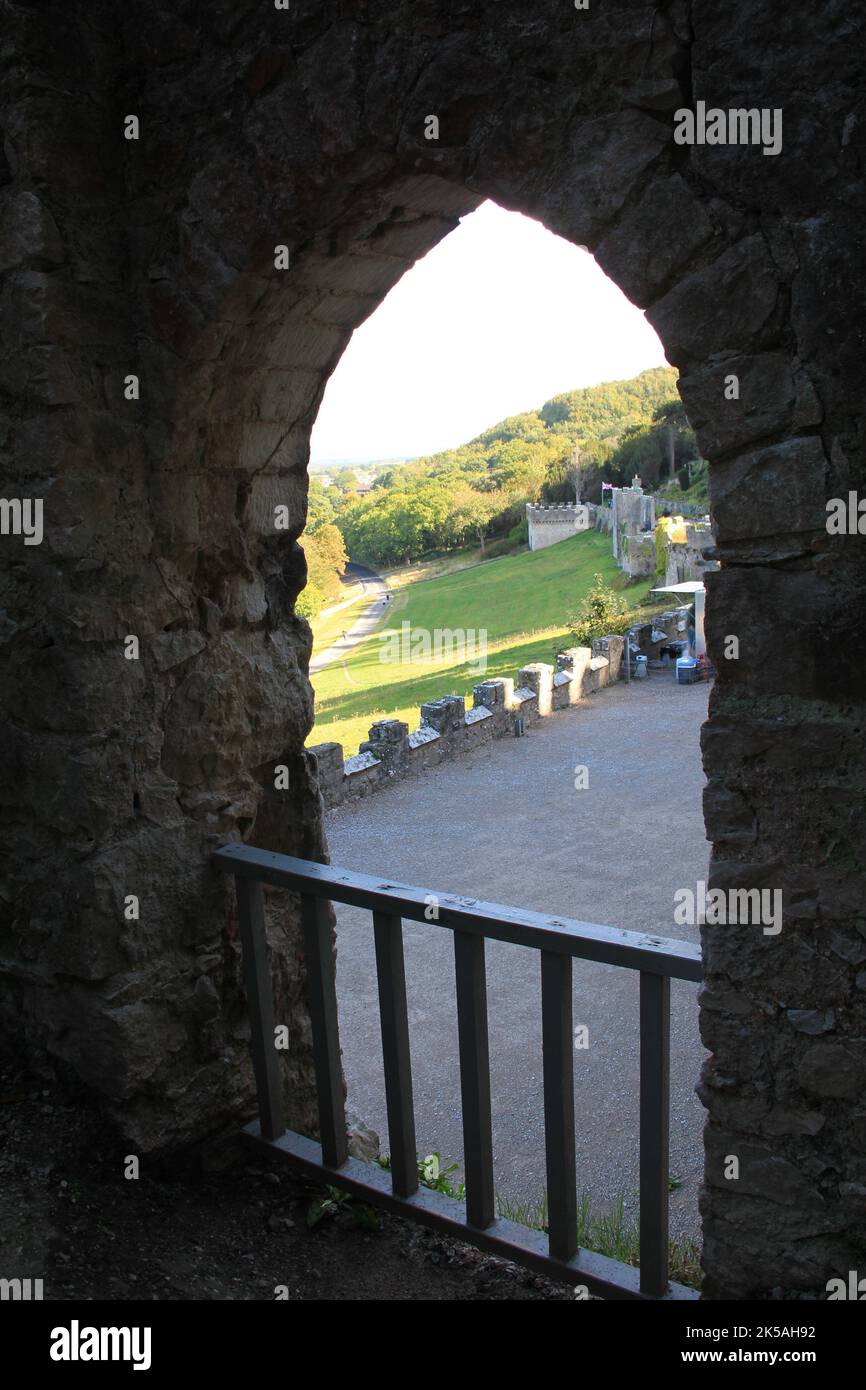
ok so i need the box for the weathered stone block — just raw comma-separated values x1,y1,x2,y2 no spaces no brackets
518,663,554,717
0,189,65,272
710,437,829,542
647,237,780,364
678,353,823,458
595,174,716,306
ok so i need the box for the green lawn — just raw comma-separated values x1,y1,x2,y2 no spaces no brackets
310,594,369,659
309,531,657,756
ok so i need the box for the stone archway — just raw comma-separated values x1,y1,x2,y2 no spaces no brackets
2,1,863,1299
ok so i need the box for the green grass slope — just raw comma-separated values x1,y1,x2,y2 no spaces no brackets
309,531,656,757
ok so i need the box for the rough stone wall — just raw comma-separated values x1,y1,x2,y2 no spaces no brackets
0,0,864,1297
666,521,717,585
612,484,656,568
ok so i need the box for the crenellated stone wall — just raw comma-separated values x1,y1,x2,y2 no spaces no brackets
526,502,591,551
308,618,707,808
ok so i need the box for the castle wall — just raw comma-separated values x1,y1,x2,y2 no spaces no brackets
526,503,590,551
307,618,702,809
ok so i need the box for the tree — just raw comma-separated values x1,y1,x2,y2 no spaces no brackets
306,478,337,531
329,368,694,568
296,581,326,620
302,522,348,601
652,399,689,480
566,573,630,648
451,489,500,554
335,469,359,493
568,441,584,502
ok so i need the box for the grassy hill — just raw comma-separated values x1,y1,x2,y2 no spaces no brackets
338,366,685,569
309,530,657,757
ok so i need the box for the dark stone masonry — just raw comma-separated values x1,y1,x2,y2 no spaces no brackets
0,1,864,1298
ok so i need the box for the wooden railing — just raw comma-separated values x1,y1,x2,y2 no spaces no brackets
213,842,701,1300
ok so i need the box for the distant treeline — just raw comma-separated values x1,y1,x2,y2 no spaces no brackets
303,366,704,579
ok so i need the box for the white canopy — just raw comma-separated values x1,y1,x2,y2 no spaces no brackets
650,580,706,594
650,580,707,655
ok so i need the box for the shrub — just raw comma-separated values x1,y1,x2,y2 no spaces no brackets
566,572,630,648
654,522,668,577
296,581,325,620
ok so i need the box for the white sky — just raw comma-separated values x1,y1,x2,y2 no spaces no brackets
309,199,668,465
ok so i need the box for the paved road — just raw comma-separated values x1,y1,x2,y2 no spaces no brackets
310,564,391,674
325,673,710,1240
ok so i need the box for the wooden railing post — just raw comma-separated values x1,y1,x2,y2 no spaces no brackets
300,893,348,1169
235,876,284,1141
454,930,495,1229
639,971,671,1297
541,950,577,1262
373,911,419,1198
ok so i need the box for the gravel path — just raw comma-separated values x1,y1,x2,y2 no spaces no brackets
325,673,711,1243
310,564,390,673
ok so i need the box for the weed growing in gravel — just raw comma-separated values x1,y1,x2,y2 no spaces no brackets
308,1152,701,1291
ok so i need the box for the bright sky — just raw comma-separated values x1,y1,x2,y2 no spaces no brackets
309,199,668,465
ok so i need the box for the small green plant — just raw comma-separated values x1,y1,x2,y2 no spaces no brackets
495,1188,701,1290
376,1151,466,1201
566,572,630,649
306,1184,378,1231
310,1150,701,1290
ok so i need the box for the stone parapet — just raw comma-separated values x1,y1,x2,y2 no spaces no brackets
309,620,682,809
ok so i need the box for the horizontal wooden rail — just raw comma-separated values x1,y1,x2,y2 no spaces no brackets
212,843,701,981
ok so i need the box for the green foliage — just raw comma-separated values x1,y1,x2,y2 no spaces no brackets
655,521,669,578
678,465,691,491
539,366,678,438
333,368,688,568
483,536,518,559
311,1140,701,1289
301,521,349,608
341,480,458,567
311,530,659,755
496,1190,700,1290
296,581,326,619
306,478,337,531
376,1151,467,1201
652,398,689,428
567,572,630,648
306,1185,378,1231
509,517,529,546
657,455,708,506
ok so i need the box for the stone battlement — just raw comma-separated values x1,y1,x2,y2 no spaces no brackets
526,502,590,551
309,609,691,808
